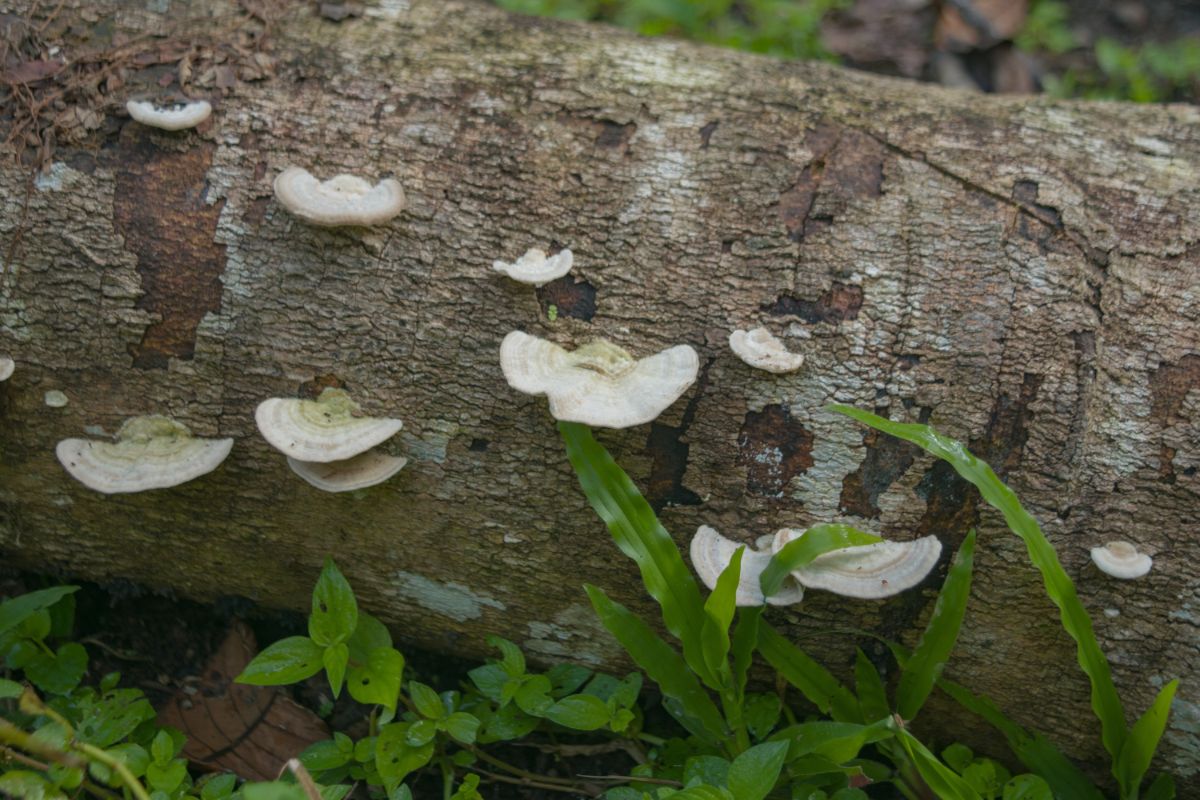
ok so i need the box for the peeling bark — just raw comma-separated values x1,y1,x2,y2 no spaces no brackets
1,0,1198,789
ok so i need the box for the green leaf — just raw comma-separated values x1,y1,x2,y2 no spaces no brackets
308,560,358,647
442,712,481,744
781,719,893,763
375,724,434,784
547,663,592,696
760,525,882,598
1143,773,1176,800
346,612,392,662
150,730,175,764
300,740,352,772
323,643,348,698
743,693,782,740
560,422,711,683
145,761,187,793
347,646,404,711
487,636,526,677
757,623,860,722
897,530,976,721
0,587,79,637
237,637,324,686
727,740,788,800
1115,680,1178,797
699,546,743,684
584,584,725,746
544,694,611,730
730,607,761,699
406,719,437,747
242,782,308,800
831,405,1128,762
409,681,446,720
942,743,975,773
1003,774,1053,800
514,674,554,715
26,642,87,694
854,650,889,723
894,728,983,800
467,663,508,703
0,678,22,698
481,702,539,741
0,770,66,800
683,755,730,787
200,773,238,800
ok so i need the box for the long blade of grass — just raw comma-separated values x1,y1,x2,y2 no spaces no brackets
700,547,744,685
893,726,983,800
830,405,1128,762
759,524,881,599
560,422,712,682
584,584,725,746
855,650,889,723
757,623,860,723
1116,680,1178,798
730,606,762,700
897,530,976,720
1143,773,1175,800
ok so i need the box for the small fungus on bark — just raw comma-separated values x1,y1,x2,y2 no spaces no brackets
729,327,804,373
0,356,12,381
493,248,574,286
255,388,403,462
273,167,406,226
1091,540,1153,579
287,451,408,493
499,330,698,429
125,99,213,131
56,415,233,494
774,528,943,599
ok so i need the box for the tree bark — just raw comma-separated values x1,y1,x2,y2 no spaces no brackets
1,0,1198,788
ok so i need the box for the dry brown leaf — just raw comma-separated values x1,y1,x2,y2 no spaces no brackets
935,0,1028,51
158,621,329,781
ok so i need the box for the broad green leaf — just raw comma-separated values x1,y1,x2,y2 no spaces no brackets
757,623,859,722
832,405,1128,762
0,770,66,800
200,773,238,800
699,546,744,685
514,675,554,715
375,723,434,783
560,423,711,683
831,790,870,800
547,663,592,696
544,694,610,730
727,740,789,800
894,728,983,800
26,642,87,694
150,730,175,764
467,663,508,702
942,743,975,773
779,719,893,763
0,587,79,637
1003,774,1053,800
730,607,762,699
683,755,730,787
481,702,539,741
442,712,481,744
743,693,782,740
346,646,404,712
487,636,526,677
671,787,733,800
585,584,725,746
409,681,447,720
760,525,882,598
346,612,392,662
146,761,187,793
897,530,976,720
854,650,889,723
242,782,308,800
237,637,324,686
323,643,348,698
300,740,352,772
309,560,358,647
406,719,437,747
0,678,22,698
1142,773,1176,800
1115,680,1178,797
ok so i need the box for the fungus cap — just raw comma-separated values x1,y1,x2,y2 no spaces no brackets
500,331,698,429
273,167,406,226
1090,541,1152,579
492,248,574,286
0,356,12,382
287,451,407,492
125,99,212,131
729,328,804,374
776,529,942,599
56,415,232,494
689,525,805,607
256,388,403,462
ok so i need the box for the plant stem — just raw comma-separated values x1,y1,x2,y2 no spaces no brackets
462,744,574,786
0,746,121,800
471,767,591,796
74,743,152,800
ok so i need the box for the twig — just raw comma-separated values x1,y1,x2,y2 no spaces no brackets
472,766,595,797
281,758,322,800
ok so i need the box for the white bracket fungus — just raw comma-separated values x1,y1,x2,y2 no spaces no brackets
492,248,574,286
690,526,805,607
273,167,406,226
287,452,407,493
729,328,804,374
255,388,403,462
500,331,699,429
44,390,68,408
774,528,943,599
0,356,12,382
125,99,212,131
56,416,233,494
1091,541,1152,579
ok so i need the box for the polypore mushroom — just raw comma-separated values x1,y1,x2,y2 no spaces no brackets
0,356,12,382
125,99,212,131
689,526,805,607
774,529,942,599
493,248,574,286
1090,541,1152,579
273,166,406,226
500,331,698,428
287,451,407,493
56,416,233,494
728,328,804,374
255,388,403,462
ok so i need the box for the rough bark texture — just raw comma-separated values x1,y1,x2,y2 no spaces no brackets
1,0,1198,789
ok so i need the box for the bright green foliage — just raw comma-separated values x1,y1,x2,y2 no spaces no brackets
759,524,881,598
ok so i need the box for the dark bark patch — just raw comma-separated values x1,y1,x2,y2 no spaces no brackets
776,163,822,242
698,120,719,148
114,130,226,369
1012,179,1063,228
594,119,636,149
774,124,884,242
469,438,489,452
536,275,596,321
1159,445,1176,485
1150,354,1200,424
839,427,920,518
736,405,814,497
299,374,344,399
644,360,709,512
765,281,863,324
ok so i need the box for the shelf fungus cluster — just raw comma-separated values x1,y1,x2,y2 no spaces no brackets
255,388,406,492
493,248,574,286
0,356,12,382
728,327,804,374
690,525,942,606
56,416,233,494
1091,541,1153,580
500,331,699,428
273,167,406,227
125,99,213,131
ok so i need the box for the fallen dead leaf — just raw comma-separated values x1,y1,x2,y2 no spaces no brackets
935,0,1028,51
